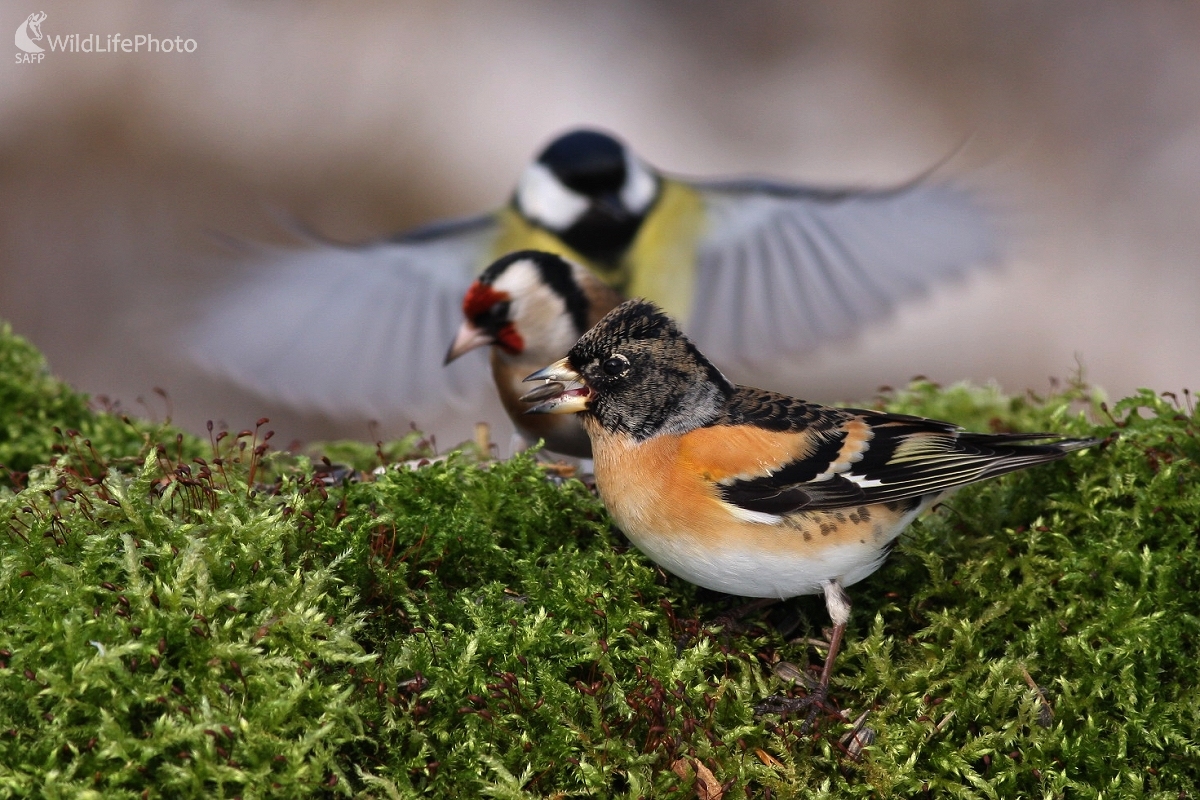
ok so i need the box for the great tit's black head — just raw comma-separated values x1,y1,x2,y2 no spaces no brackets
565,299,732,439
537,130,628,196
514,129,660,265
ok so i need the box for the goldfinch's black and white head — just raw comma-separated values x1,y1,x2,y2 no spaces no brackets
446,250,623,459
444,250,602,366
514,130,660,264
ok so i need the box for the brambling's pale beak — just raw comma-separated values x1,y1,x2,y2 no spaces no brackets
444,321,493,365
519,381,567,404
523,357,578,384
521,358,592,414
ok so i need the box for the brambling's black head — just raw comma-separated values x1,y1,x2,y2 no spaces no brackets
523,299,733,440
445,250,594,365
514,129,660,265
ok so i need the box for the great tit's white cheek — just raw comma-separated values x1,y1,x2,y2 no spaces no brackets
620,154,658,214
516,162,589,231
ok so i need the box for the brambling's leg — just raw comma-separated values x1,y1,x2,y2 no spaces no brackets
754,579,851,732
796,579,852,728
814,579,851,698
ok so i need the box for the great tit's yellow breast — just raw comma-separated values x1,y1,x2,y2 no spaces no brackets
623,179,705,323
490,185,705,322
489,206,598,272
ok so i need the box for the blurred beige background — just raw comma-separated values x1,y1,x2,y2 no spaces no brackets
2,1,1197,448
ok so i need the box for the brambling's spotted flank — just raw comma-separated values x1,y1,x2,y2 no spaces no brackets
190,128,999,436
523,299,1098,719
444,250,620,458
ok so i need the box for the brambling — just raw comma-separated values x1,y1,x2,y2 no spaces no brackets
190,128,999,433
523,299,1097,718
443,250,620,458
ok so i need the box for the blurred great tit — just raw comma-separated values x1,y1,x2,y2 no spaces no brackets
190,128,999,438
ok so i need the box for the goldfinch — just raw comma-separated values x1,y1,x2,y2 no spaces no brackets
189,128,999,437
523,299,1097,718
443,250,619,457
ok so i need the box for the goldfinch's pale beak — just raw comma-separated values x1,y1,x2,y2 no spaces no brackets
521,358,592,414
444,321,493,365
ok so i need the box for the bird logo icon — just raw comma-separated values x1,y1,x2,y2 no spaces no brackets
15,11,47,54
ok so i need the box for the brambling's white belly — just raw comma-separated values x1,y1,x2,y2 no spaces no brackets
591,439,930,598
622,518,905,600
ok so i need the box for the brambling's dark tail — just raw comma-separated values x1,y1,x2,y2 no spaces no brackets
958,433,1101,482
956,431,1100,452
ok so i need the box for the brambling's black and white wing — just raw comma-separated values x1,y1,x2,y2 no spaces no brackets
715,393,1095,516
686,178,1001,369
188,214,500,424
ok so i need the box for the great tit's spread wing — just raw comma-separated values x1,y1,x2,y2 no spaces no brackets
190,214,500,424
688,178,999,368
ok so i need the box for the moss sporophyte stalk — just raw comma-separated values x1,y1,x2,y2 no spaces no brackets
1,321,1198,798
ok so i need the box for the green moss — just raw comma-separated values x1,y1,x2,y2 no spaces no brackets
0,451,371,797
1,321,1198,798
0,322,205,487
836,388,1200,798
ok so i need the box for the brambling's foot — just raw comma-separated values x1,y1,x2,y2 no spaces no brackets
756,683,872,742
754,659,831,731
753,686,834,733
765,609,850,731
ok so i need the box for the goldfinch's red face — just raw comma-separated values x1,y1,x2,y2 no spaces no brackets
445,251,599,367
444,281,524,363
466,281,525,355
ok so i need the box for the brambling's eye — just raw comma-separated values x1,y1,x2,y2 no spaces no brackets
602,354,629,376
